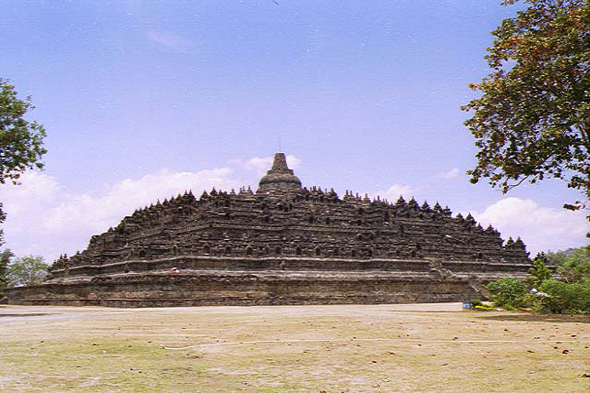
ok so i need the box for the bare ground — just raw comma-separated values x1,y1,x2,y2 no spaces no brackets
0,303,588,392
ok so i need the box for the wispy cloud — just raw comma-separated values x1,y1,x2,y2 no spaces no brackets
437,168,460,179
147,30,193,52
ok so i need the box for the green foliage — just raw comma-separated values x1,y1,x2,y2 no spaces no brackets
525,246,590,314
529,255,553,288
0,78,47,232
487,278,528,309
474,304,495,311
462,0,590,208
534,278,590,314
0,249,13,297
470,299,483,307
545,248,573,267
7,255,48,288
547,245,590,282
0,78,47,186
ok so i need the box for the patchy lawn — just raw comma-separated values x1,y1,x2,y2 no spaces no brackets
0,303,588,392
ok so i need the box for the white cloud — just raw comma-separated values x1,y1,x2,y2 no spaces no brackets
472,197,588,255
372,184,415,203
0,155,303,263
42,167,237,234
0,167,243,263
438,168,460,179
147,30,193,52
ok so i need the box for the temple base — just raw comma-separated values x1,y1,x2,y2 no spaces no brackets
5,257,529,307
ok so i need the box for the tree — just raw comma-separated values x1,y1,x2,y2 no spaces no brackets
0,249,13,297
544,248,572,266
0,78,46,185
0,78,47,227
547,244,590,282
529,254,553,287
462,0,590,210
6,255,48,287
537,278,590,313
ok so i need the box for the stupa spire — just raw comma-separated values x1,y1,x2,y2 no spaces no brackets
269,152,291,173
257,152,302,195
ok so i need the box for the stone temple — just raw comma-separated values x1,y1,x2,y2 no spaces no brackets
7,153,531,307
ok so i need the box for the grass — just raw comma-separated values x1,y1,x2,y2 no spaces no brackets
0,303,588,392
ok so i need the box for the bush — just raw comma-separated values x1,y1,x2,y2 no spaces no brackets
487,278,528,310
470,299,483,307
547,245,590,283
529,257,552,288
535,278,590,314
474,304,495,311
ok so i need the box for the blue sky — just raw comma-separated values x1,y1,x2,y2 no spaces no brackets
0,0,587,262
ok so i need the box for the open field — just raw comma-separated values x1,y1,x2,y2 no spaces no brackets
0,303,588,392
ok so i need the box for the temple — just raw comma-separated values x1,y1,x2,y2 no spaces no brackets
6,153,531,307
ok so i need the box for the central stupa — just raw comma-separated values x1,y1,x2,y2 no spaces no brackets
257,153,302,195
7,153,531,307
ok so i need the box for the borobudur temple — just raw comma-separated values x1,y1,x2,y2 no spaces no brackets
6,153,531,307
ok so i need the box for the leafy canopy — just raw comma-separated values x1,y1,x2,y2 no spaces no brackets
6,255,48,288
546,244,590,282
0,249,13,297
529,255,553,287
537,278,590,313
0,78,47,186
462,0,590,207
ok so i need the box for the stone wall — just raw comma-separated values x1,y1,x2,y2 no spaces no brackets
7,271,485,308
6,256,529,307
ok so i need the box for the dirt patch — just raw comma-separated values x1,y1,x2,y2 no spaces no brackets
0,303,588,392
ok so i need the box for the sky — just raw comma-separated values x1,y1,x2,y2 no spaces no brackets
0,0,587,263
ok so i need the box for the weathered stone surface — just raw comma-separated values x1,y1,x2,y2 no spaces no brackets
6,153,531,307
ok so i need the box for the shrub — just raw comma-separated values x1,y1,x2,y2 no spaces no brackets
470,299,483,307
529,257,552,288
547,245,590,283
535,278,590,314
487,278,527,309
474,304,495,311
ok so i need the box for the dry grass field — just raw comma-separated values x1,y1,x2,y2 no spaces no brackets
0,303,588,392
